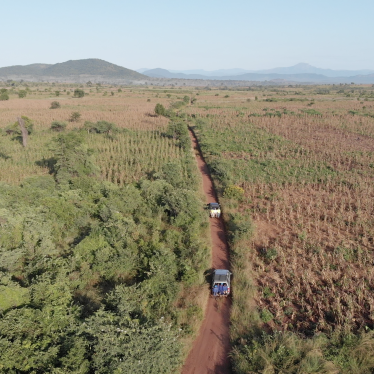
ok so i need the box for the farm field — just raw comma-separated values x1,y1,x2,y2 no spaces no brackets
1,81,374,373
184,84,374,373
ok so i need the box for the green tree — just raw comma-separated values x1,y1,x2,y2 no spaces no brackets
155,103,166,116
52,132,98,183
69,111,81,122
0,92,9,101
74,88,85,98
5,116,34,136
160,162,184,188
18,90,27,98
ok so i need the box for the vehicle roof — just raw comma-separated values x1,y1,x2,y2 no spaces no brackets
209,203,220,208
214,269,230,275
213,269,230,282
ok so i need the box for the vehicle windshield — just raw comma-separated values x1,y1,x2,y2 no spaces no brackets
209,203,220,208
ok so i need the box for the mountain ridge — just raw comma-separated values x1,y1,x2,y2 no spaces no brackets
141,65,374,84
0,59,146,80
140,63,374,81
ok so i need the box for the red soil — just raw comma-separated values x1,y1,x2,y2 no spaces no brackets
181,129,231,374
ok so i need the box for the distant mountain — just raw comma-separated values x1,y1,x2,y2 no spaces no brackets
255,63,374,78
169,68,249,76
142,65,374,84
142,63,374,80
136,68,151,73
142,68,208,79
0,59,146,80
224,72,330,82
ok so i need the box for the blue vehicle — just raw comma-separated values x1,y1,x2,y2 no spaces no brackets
211,269,232,297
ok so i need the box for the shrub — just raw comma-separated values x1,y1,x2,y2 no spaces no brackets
155,103,166,116
69,111,81,122
18,90,27,98
5,116,34,136
223,185,244,200
209,159,232,183
0,92,9,101
84,120,118,134
50,121,67,132
260,308,273,323
55,91,60,97
73,89,85,98
50,101,61,109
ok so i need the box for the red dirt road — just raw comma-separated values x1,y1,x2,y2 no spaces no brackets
182,129,231,374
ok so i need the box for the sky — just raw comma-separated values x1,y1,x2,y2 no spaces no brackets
1,0,373,71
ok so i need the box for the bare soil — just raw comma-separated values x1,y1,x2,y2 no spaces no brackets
182,129,231,374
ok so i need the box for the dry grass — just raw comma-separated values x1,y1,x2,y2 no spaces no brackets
0,90,170,131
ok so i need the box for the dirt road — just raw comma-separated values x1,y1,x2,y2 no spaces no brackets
181,129,231,374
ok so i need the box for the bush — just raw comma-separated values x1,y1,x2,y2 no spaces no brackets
260,308,274,323
73,89,85,98
209,159,232,183
5,116,34,136
155,103,166,116
55,91,60,97
50,121,67,132
84,120,118,134
224,185,244,200
69,111,81,122
0,92,9,101
18,90,27,98
50,101,61,109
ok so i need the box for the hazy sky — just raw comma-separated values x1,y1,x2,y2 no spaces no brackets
1,0,373,71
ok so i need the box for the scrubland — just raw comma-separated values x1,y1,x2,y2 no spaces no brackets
0,83,209,373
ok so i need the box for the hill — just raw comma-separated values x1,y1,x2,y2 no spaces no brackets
42,59,145,79
0,63,51,76
0,59,146,81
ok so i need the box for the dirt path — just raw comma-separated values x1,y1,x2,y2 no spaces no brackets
182,129,231,374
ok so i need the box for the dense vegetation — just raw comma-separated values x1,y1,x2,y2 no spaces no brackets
0,86,210,373
185,85,374,373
